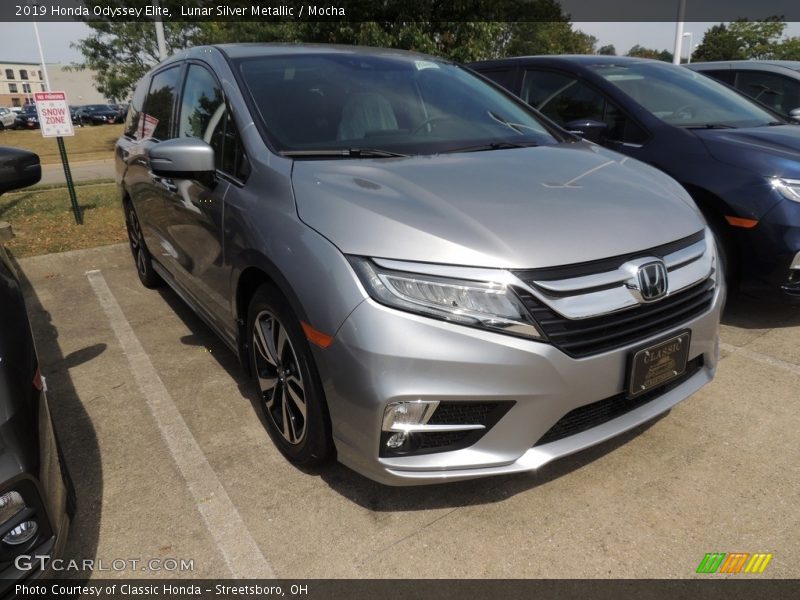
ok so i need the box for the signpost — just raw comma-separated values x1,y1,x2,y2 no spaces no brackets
33,91,82,224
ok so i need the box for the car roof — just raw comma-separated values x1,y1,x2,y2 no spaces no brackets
470,55,655,69
689,60,800,72
203,43,447,63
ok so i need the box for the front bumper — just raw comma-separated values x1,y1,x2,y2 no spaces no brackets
736,196,800,297
317,279,723,486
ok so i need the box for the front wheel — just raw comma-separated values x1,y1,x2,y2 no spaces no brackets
247,285,333,467
125,203,161,288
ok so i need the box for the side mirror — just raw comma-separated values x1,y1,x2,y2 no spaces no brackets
149,137,215,176
564,119,609,143
0,147,41,196
789,108,800,123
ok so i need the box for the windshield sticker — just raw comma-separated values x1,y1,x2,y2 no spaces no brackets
414,60,439,71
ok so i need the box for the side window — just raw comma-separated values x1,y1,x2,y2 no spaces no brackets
479,68,518,94
178,63,249,181
523,69,647,145
699,69,734,85
734,70,800,117
124,76,149,139
208,110,251,181
141,66,181,141
178,64,224,139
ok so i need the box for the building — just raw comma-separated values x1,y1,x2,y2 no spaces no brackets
1,61,108,108
0,62,45,107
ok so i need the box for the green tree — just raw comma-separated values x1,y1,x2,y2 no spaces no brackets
626,45,673,62
728,18,786,59
692,24,744,61
693,18,788,61
597,44,616,56
507,21,597,56
774,37,800,60
71,19,198,102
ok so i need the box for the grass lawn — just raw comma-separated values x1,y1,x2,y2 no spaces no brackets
0,181,126,257
0,124,123,165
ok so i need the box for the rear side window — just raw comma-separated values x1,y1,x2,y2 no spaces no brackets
124,76,149,139
141,66,181,141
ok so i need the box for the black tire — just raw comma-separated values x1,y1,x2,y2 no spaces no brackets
707,216,738,293
247,284,333,467
124,202,161,289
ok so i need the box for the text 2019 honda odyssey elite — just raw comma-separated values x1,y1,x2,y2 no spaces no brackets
116,45,723,485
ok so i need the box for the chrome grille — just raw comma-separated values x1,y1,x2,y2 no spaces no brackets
514,230,717,358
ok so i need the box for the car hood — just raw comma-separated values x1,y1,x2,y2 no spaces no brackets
693,124,800,178
291,143,705,268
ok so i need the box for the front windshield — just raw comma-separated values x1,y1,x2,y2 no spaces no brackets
236,53,561,156
590,62,779,128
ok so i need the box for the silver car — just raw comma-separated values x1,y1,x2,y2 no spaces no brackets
0,107,16,130
116,45,723,485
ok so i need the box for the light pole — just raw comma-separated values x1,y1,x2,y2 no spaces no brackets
672,0,687,65
153,0,168,60
683,32,694,64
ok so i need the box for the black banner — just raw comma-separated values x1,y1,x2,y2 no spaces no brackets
6,579,800,600
4,0,800,23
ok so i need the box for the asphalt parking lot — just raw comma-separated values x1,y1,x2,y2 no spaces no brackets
16,243,800,579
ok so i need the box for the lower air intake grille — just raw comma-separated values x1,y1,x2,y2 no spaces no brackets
533,356,704,447
516,279,715,358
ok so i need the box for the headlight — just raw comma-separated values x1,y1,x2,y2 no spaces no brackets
770,177,800,203
349,257,542,339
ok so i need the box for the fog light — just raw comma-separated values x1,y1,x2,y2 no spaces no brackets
3,520,38,546
0,491,25,524
382,400,439,432
386,432,409,449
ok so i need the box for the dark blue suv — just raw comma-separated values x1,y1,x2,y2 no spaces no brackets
470,55,800,297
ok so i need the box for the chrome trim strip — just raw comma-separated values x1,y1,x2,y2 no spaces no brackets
533,238,706,295
389,424,486,433
664,239,706,270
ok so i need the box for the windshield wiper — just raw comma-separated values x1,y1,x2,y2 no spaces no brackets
280,148,408,158
440,141,539,154
488,111,541,134
681,124,737,129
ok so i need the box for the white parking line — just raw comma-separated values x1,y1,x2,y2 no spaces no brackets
720,342,800,377
86,269,275,579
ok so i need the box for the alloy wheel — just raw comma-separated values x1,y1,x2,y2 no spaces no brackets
252,310,307,445
126,208,147,277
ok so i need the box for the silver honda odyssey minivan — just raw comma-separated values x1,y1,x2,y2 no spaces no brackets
116,44,723,485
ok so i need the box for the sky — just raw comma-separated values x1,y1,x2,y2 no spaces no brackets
1,21,800,65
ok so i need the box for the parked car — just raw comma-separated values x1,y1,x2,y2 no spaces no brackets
109,103,128,122
0,108,16,130
69,106,83,127
470,55,800,297
0,147,73,589
15,105,39,129
687,60,800,122
117,45,722,485
76,104,121,125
